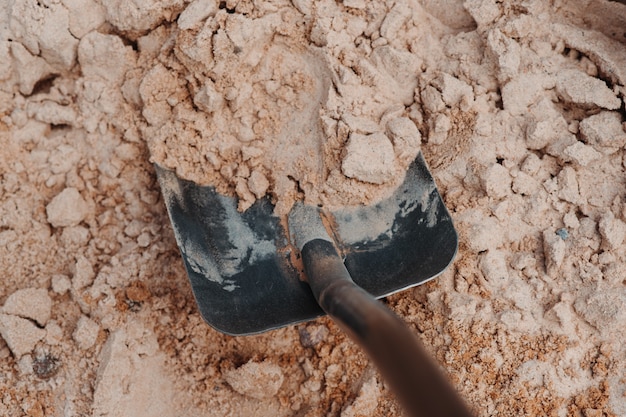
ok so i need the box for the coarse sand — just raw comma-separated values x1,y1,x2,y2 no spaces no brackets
1,0,626,416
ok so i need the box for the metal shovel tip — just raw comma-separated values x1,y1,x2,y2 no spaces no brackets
155,152,458,335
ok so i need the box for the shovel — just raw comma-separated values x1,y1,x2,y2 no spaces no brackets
155,152,474,417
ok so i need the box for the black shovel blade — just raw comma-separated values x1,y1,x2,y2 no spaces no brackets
155,153,457,335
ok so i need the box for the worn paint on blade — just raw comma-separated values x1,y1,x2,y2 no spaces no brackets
331,162,438,245
157,165,276,291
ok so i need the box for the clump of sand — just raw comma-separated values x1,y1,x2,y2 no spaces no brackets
141,0,424,213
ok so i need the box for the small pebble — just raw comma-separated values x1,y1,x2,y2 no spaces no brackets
556,228,569,240
33,353,60,379
299,324,329,348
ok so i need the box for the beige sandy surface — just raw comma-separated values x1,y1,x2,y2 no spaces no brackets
1,0,626,416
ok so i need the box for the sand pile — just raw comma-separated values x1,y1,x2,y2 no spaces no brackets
142,0,424,213
1,0,626,416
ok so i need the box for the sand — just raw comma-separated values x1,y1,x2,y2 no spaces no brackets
143,0,423,213
1,0,626,416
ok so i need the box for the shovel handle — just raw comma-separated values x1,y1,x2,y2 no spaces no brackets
301,239,475,417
